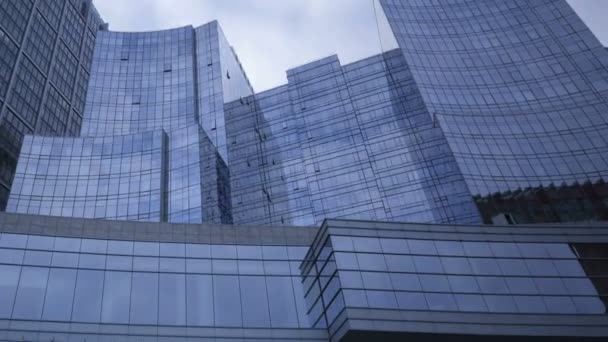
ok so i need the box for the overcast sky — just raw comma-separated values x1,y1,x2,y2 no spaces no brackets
92,0,608,92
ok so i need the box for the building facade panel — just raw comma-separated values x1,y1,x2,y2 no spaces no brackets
302,219,608,341
0,0,104,210
380,0,608,222
0,212,607,341
7,131,167,221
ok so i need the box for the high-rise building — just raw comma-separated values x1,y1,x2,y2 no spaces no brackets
380,0,608,223
6,1,608,227
0,0,105,210
1,0,608,341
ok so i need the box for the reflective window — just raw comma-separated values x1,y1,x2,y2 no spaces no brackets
213,275,241,327
0,265,20,318
130,273,158,324
267,277,299,327
426,293,457,311
12,267,49,319
0,234,27,248
159,273,186,325
51,252,79,268
395,291,428,310
240,276,270,327
42,268,77,321
101,271,131,323
186,274,214,326
72,270,104,322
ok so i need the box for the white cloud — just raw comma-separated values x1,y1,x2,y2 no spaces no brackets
92,0,606,92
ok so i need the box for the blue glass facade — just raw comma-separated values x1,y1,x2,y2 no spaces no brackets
380,0,608,222
8,25,234,224
0,0,104,210
8,132,166,221
1,212,607,341
226,50,481,226
6,0,608,226
2,0,608,341
0,232,311,328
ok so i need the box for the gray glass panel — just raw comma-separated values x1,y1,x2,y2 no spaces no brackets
54,237,81,252
186,274,214,326
130,272,158,324
0,265,20,318
81,239,107,254
213,275,241,327
51,252,79,268
455,294,488,312
0,234,27,248
72,270,104,322
159,273,186,325
12,267,49,319
0,248,24,264
240,276,270,327
101,271,131,323
484,295,518,313
396,292,428,310
42,268,77,321
425,293,458,311
267,276,299,327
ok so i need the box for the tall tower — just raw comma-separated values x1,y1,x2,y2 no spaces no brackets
0,0,105,210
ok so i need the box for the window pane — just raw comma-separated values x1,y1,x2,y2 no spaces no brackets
0,265,20,318
390,273,422,291
51,252,79,268
134,242,159,256
366,290,398,309
54,237,80,252
107,240,133,255
160,243,185,257
455,294,487,312
514,296,547,313
187,274,214,326
448,276,480,293
159,273,186,325
0,233,27,248
101,271,131,323
441,257,472,274
544,296,577,314
237,245,262,259
267,277,298,327
81,239,107,254
72,270,104,322
484,295,517,313
130,272,158,324
505,277,538,294
213,275,242,327
425,293,457,311
12,267,49,319
419,274,450,292
291,277,309,328
0,248,24,265
240,276,270,327
42,268,77,321
396,291,428,310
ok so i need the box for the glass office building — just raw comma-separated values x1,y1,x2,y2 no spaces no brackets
6,1,608,226
379,0,608,223
0,0,104,211
1,0,608,341
0,213,607,341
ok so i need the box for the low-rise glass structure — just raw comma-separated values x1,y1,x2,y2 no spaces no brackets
0,212,607,341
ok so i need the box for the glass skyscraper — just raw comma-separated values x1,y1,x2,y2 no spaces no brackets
0,0,607,341
0,0,104,211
